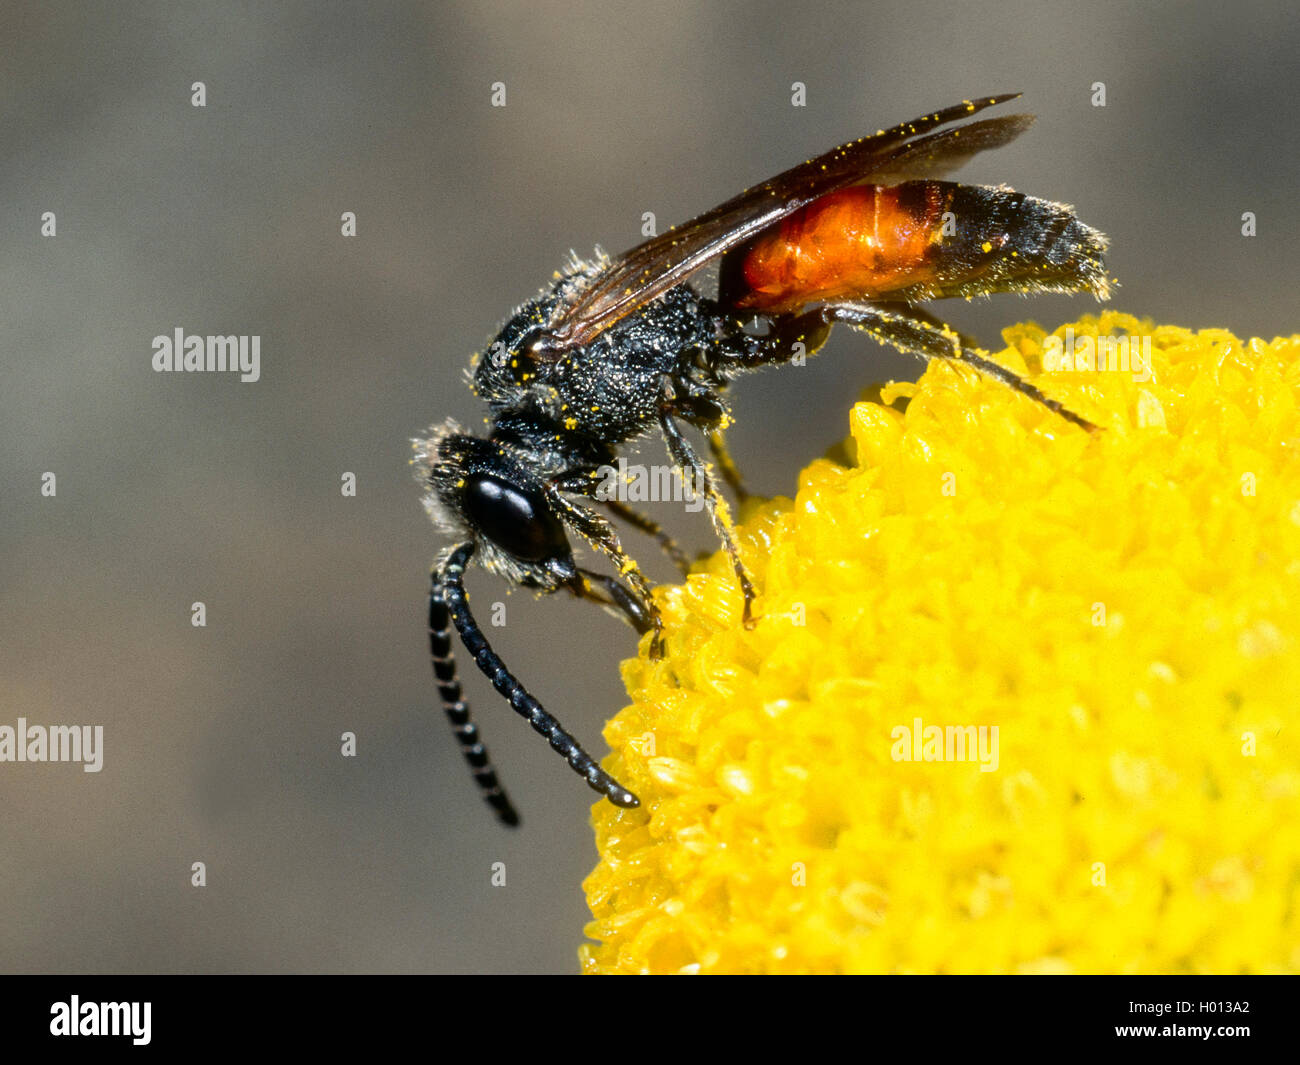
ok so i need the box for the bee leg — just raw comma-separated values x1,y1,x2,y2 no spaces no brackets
545,490,666,659
667,388,752,503
706,428,751,503
658,386,759,630
430,552,520,826
571,567,658,634
438,543,641,810
666,366,753,503
819,302,1098,432
602,499,693,576
885,303,980,350
712,309,833,371
695,310,837,501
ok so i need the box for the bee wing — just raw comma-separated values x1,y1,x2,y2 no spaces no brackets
862,113,1035,185
544,95,1032,351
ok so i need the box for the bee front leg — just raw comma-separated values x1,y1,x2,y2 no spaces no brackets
544,487,666,659
570,567,658,634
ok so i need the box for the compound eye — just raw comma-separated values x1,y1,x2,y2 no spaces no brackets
462,473,570,562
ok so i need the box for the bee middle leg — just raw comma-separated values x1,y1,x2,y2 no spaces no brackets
602,499,693,576
658,380,758,629
658,370,754,503
706,428,751,503
691,309,839,503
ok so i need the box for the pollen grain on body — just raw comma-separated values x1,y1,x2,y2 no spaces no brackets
582,312,1300,975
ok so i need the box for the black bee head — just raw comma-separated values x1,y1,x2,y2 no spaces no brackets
413,422,578,590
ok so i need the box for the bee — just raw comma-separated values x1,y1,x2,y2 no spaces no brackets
416,94,1109,825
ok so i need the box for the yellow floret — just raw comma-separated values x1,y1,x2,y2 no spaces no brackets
581,312,1300,974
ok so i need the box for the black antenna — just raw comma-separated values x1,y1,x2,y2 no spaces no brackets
429,560,519,826
432,543,640,824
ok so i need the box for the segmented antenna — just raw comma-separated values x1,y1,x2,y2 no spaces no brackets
430,562,520,826
433,543,641,822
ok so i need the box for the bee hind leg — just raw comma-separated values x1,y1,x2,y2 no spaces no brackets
820,301,1098,432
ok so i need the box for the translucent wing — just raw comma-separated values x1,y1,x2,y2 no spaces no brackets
543,94,1033,351
863,113,1035,186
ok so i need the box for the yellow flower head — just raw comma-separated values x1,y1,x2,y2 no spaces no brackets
581,312,1300,974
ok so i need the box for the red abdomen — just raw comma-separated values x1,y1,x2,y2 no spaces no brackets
733,183,949,312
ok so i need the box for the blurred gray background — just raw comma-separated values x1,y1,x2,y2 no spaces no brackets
1,0,1295,973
